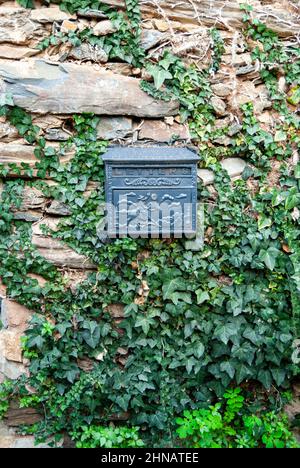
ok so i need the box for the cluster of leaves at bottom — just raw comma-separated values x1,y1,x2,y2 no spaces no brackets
176,388,299,448
72,425,144,449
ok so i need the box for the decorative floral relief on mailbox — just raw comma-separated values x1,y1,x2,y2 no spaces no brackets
102,147,198,238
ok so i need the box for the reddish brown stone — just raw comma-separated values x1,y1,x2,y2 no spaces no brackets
139,120,190,142
106,304,124,319
1,300,32,331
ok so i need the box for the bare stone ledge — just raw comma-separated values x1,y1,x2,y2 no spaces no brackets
101,0,300,37
30,6,75,24
0,142,74,175
0,45,39,60
0,329,23,363
198,158,247,186
0,6,45,46
0,59,179,117
0,299,32,332
32,235,96,270
139,120,190,142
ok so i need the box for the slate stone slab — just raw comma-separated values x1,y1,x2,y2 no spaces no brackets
0,60,179,117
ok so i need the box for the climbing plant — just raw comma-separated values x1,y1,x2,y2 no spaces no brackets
0,0,298,447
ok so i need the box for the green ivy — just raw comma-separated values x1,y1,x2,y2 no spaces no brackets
176,388,299,448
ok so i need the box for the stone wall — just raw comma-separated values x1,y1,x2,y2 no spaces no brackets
0,0,299,447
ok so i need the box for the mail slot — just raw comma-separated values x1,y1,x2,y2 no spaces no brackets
102,147,198,238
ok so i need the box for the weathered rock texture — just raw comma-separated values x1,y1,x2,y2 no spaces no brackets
102,0,300,36
0,59,178,117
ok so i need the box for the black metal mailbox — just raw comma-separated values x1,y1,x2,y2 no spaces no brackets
102,147,198,238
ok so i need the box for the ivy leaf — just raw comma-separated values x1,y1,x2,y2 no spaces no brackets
258,215,272,230
27,335,45,350
258,369,272,389
0,93,14,107
65,368,80,384
82,320,100,349
214,322,238,345
274,130,287,142
220,361,236,379
195,289,210,305
186,357,197,374
170,291,192,305
159,53,178,70
259,247,280,271
271,368,286,386
147,64,173,89
285,191,299,211
163,276,188,304
148,412,167,430
115,394,131,412
243,327,261,345
193,342,205,359
135,316,155,335
236,364,252,384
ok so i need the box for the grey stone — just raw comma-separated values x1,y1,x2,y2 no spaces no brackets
20,187,45,210
0,144,36,166
44,128,70,141
30,6,74,23
141,29,167,51
198,169,214,186
68,43,108,63
224,52,252,67
46,200,71,216
59,0,300,37
97,117,133,140
210,96,226,116
236,65,257,76
0,142,74,175
213,136,232,146
11,437,50,449
0,60,179,117
77,9,108,20
0,421,16,448
228,124,242,136
198,158,247,186
13,211,42,222
0,45,39,60
221,157,247,178
0,356,26,380
185,205,204,251
211,83,232,98
139,120,190,142
0,6,45,45
0,120,18,142
93,20,117,36
32,235,96,270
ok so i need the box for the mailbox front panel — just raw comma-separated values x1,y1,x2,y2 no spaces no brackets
103,148,198,238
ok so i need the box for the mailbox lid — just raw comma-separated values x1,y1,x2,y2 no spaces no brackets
102,146,199,164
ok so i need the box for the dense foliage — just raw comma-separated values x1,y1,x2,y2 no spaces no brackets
176,388,299,448
0,0,298,447
73,425,145,448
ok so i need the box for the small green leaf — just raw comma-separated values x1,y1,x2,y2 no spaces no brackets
195,289,210,305
258,215,272,230
220,361,235,379
274,130,286,142
259,247,280,271
214,322,238,345
147,64,173,89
